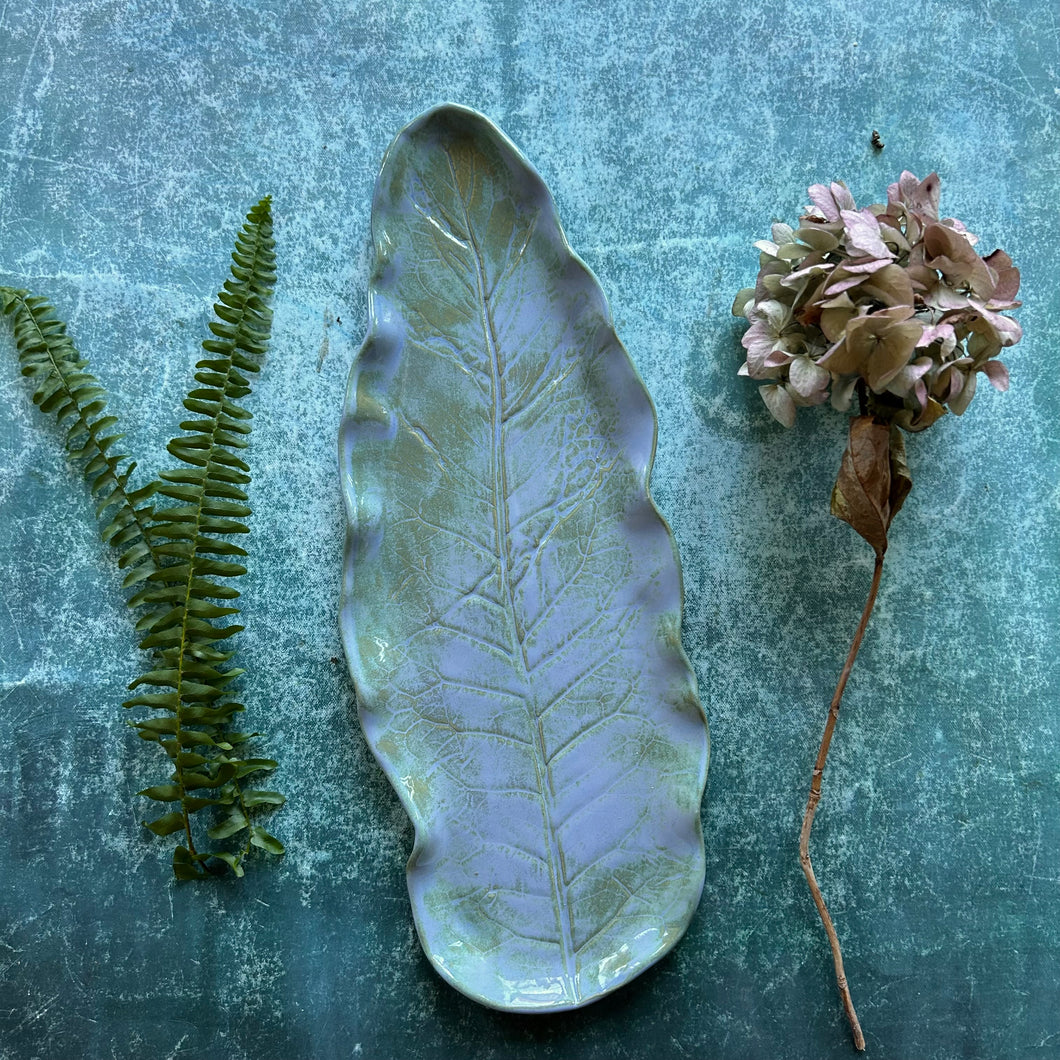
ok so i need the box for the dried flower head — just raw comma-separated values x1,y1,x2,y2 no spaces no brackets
733,172,1022,431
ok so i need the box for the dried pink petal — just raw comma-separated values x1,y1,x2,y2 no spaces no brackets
982,359,1010,391
789,355,831,399
831,182,856,212
877,220,911,255
904,264,936,293
732,287,756,318
817,334,858,375
967,300,1023,346
824,273,870,297
948,369,978,415
887,171,940,221
780,260,834,289
760,383,797,427
795,225,841,253
830,374,859,412
837,257,894,276
807,182,856,224
943,217,978,245
895,397,947,432
840,208,894,260
807,183,841,222
753,259,792,302
820,295,858,343
923,222,981,271
883,357,933,400
819,313,921,391
916,322,957,356
859,264,915,307
983,249,1021,302
861,321,923,391
933,363,970,404
865,305,916,323
927,253,995,300
925,283,972,312
742,320,786,376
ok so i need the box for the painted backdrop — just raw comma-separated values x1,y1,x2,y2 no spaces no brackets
1,2,1057,1057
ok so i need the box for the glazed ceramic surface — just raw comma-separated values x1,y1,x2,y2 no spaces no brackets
339,104,709,1011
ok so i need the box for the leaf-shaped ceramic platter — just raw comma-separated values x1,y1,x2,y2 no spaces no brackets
340,104,709,1012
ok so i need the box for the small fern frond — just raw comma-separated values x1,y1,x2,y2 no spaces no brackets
122,196,284,878
0,287,160,585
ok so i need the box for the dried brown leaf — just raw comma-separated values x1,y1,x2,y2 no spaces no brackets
830,415,912,557
888,427,913,522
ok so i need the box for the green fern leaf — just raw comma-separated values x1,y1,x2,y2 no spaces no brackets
2,196,284,880
120,196,282,879
0,287,160,589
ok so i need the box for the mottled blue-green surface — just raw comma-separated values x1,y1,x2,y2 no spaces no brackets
0,2,1056,1058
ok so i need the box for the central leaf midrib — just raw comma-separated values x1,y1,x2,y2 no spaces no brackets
457,185,578,998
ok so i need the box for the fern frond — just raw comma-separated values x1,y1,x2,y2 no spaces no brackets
0,287,160,585
2,196,284,881
122,196,284,878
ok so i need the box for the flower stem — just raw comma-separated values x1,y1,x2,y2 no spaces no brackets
799,551,884,1052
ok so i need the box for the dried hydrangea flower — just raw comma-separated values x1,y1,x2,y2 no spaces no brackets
732,173,1021,1052
733,171,1021,433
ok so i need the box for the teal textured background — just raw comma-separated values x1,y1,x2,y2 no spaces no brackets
0,2,1057,1057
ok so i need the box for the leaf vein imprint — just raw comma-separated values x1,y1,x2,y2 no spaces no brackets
449,146,579,999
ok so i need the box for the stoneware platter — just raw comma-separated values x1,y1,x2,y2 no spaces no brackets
339,104,710,1012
